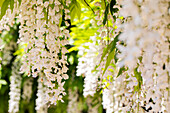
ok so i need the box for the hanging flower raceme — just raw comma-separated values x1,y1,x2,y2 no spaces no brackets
0,0,19,31
94,1,119,40
67,88,82,113
77,37,100,97
22,78,33,102
76,36,117,112
36,75,48,113
102,84,114,113
0,0,71,105
117,0,170,112
2,40,17,65
9,61,22,113
1,39,20,113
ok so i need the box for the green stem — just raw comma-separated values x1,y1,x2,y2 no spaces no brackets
46,6,49,25
168,71,170,102
137,92,139,113
107,18,109,44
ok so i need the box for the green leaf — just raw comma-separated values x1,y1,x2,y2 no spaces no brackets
110,0,116,9
0,0,5,8
134,67,143,91
0,79,7,85
110,0,117,21
80,0,94,13
59,10,63,27
10,0,14,13
99,33,119,65
13,48,24,55
76,2,81,20
80,0,89,8
103,4,109,25
68,46,78,52
101,0,106,9
0,0,9,20
100,41,113,64
18,0,21,6
70,0,81,22
116,66,126,78
70,4,76,22
98,105,103,113
94,34,119,71
102,48,115,76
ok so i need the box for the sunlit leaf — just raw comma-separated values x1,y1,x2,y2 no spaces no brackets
116,66,126,78
110,0,117,21
80,0,94,13
134,67,142,91
70,0,81,22
103,4,109,25
59,10,63,27
101,0,106,9
102,48,115,75
0,0,9,20
0,79,7,85
99,33,119,65
68,46,78,52
0,0,5,8
10,0,14,13
18,0,21,6
13,48,24,55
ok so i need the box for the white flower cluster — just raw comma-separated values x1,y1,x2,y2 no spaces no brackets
77,37,100,97
116,0,170,112
22,78,33,102
76,1,119,106
9,61,22,113
2,41,17,65
0,0,71,105
92,3,124,112
76,37,116,112
18,0,70,105
35,75,48,113
94,1,121,43
77,0,169,112
102,84,114,113
0,0,18,68
97,43,116,113
0,0,19,31
111,70,142,112
67,88,82,113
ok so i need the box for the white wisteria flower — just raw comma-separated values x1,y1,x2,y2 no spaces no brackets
9,61,22,113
